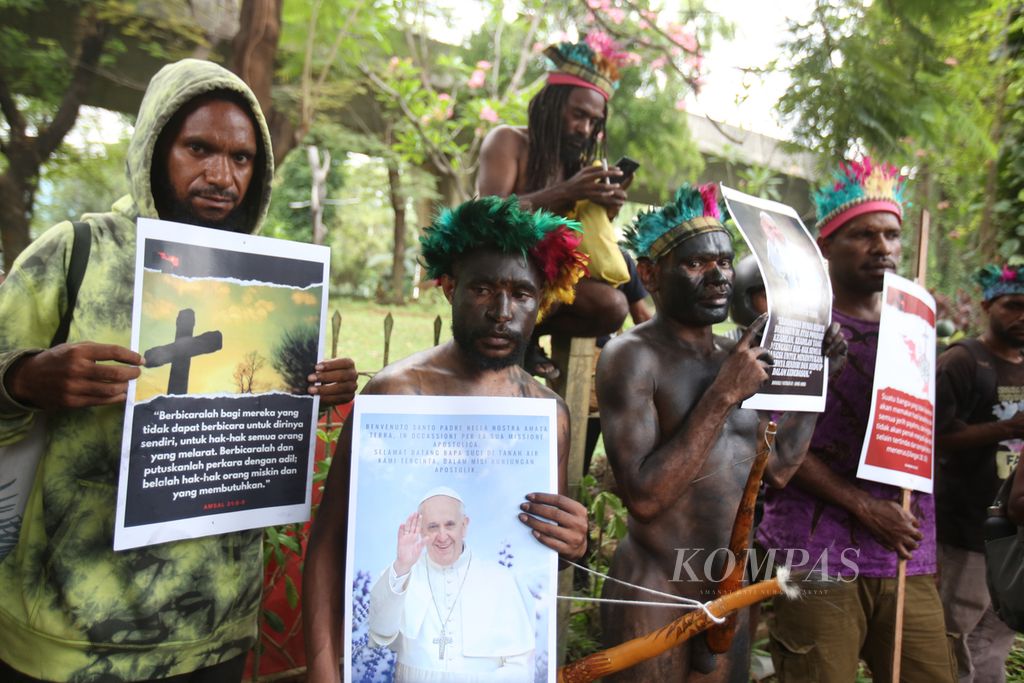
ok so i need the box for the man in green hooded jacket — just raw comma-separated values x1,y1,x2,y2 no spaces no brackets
0,59,357,682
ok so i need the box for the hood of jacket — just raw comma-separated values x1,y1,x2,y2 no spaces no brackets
124,58,274,232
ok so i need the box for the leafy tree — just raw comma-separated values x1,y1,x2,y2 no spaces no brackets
271,324,319,394
0,0,205,269
31,126,130,237
772,0,1017,297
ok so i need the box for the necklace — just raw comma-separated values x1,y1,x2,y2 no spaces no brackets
426,550,472,660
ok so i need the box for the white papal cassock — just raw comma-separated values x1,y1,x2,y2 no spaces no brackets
368,547,535,682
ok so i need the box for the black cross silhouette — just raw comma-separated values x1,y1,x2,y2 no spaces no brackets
144,308,223,394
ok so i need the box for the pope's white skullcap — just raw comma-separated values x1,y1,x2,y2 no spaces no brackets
418,486,464,506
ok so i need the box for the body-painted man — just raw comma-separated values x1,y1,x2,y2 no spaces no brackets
304,196,590,682
596,185,846,681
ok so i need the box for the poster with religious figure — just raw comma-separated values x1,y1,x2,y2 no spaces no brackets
856,272,937,493
721,185,833,412
113,217,330,551
345,394,559,683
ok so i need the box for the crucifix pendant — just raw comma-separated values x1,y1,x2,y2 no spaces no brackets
433,629,453,660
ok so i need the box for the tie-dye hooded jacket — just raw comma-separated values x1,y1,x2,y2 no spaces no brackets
0,59,274,680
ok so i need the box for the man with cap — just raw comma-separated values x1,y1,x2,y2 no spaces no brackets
368,486,535,681
935,263,1024,682
0,59,358,681
756,159,955,682
595,184,846,682
304,196,590,682
477,33,634,378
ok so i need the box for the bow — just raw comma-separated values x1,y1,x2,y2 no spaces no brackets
557,572,795,682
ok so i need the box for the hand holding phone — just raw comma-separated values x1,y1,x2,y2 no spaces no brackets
610,156,640,185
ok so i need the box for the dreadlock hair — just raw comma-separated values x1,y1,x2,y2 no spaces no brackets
524,84,607,193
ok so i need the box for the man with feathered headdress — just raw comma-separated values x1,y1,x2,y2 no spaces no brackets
304,196,590,682
756,159,955,682
477,33,635,379
595,184,845,681
935,263,1024,681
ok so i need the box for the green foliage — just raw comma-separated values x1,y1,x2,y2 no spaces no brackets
262,124,349,244
605,66,704,194
775,0,1022,297
777,0,971,158
348,0,724,199
565,470,629,661
31,127,131,236
994,8,1024,259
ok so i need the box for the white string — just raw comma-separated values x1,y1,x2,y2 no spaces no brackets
558,595,700,609
560,559,726,624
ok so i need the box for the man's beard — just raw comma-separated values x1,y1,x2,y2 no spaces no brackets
451,319,527,371
560,134,588,168
155,180,250,232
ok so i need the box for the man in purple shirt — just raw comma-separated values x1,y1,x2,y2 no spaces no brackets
756,158,956,683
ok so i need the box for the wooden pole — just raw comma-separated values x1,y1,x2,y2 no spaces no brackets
891,487,912,681
915,210,930,285
382,312,394,367
892,209,930,681
325,310,341,431
550,335,596,664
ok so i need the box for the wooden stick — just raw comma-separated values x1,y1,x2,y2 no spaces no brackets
916,210,930,284
893,208,930,679
706,420,777,653
558,576,791,683
891,488,912,681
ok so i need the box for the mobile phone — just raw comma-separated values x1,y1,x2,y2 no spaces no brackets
611,156,640,184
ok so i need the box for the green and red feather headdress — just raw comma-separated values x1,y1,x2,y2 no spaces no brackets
420,195,588,320
623,183,729,261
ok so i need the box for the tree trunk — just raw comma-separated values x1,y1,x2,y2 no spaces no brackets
0,172,31,271
0,20,107,269
387,159,407,305
231,0,297,165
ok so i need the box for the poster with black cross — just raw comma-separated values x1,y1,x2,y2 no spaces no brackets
114,218,330,551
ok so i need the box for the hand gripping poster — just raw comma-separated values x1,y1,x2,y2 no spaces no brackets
345,395,559,683
856,272,937,493
113,218,329,550
720,185,833,412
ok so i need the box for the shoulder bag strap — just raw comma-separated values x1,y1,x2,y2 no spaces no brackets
49,221,92,348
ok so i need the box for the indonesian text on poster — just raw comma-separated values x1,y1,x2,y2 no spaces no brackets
114,218,330,550
721,185,832,412
345,395,558,683
856,272,937,493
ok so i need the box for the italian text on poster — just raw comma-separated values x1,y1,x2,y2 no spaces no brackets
113,218,330,550
856,272,937,493
345,395,558,683
721,185,832,412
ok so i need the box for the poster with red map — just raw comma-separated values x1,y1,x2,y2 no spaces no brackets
856,272,937,493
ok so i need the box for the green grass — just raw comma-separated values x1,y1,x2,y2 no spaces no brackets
325,290,452,389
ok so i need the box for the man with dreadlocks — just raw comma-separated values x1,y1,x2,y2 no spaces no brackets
478,34,633,379
303,196,590,683
595,184,846,682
